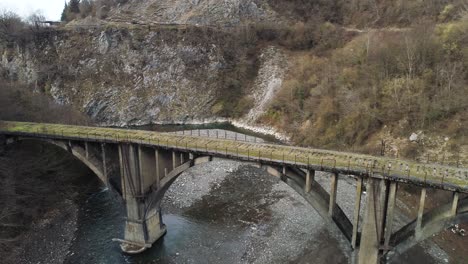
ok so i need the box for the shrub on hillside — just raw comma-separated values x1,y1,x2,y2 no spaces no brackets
269,18,468,151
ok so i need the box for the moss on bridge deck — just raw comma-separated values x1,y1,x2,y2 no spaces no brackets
1,121,467,191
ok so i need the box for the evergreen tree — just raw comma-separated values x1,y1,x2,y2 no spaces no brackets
60,2,69,21
69,0,81,14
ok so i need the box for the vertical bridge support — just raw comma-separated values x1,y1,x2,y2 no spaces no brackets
357,178,388,264
329,173,338,217
117,144,167,253
351,177,363,249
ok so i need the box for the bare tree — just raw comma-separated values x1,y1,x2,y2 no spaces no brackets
0,10,25,45
26,11,46,32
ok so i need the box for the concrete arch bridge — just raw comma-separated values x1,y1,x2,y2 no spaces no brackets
1,121,467,263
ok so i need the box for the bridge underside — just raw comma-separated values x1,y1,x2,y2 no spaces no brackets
2,136,467,262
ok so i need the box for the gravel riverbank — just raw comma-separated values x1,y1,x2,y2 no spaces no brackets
160,159,349,264
159,159,450,263
8,199,78,264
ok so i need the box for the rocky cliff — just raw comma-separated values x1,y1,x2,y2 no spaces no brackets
1,26,287,128
106,0,283,26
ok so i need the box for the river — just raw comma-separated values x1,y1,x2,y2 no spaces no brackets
62,123,448,264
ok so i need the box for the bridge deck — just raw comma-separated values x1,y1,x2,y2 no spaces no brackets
1,121,467,193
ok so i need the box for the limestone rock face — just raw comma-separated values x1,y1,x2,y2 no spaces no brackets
1,28,228,126
246,46,286,123
107,0,282,26
0,0,296,128
1,27,288,127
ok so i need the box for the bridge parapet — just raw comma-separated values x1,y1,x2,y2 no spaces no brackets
1,121,466,193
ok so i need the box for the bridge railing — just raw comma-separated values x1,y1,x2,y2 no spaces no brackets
1,121,467,192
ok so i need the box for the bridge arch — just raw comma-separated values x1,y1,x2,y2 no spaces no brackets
260,164,353,242
145,156,354,249
386,196,468,260
5,137,107,184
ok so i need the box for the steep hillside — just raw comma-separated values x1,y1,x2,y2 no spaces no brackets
1,0,467,162
1,25,291,127
262,19,468,163
106,0,282,25
95,0,465,28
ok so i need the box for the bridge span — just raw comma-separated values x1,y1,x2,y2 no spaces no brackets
0,121,467,263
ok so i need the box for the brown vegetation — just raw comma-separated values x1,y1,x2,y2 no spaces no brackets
61,0,129,21
264,17,468,158
0,80,91,125
267,0,467,27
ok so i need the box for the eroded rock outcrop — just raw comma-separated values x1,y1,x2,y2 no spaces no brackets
1,27,288,128
107,0,283,26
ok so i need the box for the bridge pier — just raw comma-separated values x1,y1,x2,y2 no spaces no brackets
351,177,363,249
118,144,168,253
305,169,315,193
416,188,427,239
451,192,459,216
329,173,338,217
357,178,386,264
384,182,398,250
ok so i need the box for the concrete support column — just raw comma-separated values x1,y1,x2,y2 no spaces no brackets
172,151,177,170
138,146,157,193
155,148,172,181
101,143,108,185
379,180,389,242
118,144,166,253
155,149,161,188
85,142,89,159
305,169,315,193
351,177,363,249
357,178,385,264
451,192,459,216
172,151,182,170
329,173,338,217
416,188,427,237
384,182,398,250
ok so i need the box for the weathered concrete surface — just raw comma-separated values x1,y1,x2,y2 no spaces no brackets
2,121,466,191
357,179,384,264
